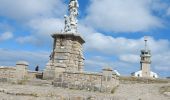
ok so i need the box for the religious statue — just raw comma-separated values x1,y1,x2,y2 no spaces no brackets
64,0,79,33
69,0,79,16
64,15,71,32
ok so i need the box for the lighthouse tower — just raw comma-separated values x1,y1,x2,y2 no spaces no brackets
131,37,158,78
140,37,151,78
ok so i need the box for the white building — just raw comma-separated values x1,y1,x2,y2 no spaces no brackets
113,70,120,76
132,70,158,78
132,37,158,78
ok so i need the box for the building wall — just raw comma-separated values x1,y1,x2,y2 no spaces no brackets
132,70,158,78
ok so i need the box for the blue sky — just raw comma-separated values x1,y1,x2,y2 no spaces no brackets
0,0,170,77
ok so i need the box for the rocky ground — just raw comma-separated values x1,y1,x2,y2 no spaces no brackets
114,83,170,100
0,80,170,100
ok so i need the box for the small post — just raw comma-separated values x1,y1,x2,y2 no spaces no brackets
100,75,103,92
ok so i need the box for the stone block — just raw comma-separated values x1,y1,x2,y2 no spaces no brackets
15,61,29,80
43,69,55,80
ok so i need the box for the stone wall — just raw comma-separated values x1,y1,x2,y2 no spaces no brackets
53,68,119,93
0,67,16,82
27,71,43,79
0,61,32,82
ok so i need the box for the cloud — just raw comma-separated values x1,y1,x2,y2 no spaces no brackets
85,56,117,72
167,7,170,16
85,33,141,55
84,55,138,75
16,36,40,45
0,0,66,21
0,0,67,46
15,18,64,46
85,0,163,32
85,33,170,55
119,54,140,64
152,51,170,71
0,23,13,32
0,32,13,41
72,21,170,75
84,32,170,76
28,18,64,36
0,48,49,70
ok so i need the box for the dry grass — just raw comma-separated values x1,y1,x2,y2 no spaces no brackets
111,86,118,94
160,86,170,94
119,76,170,84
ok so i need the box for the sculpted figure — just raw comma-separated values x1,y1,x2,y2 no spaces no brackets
64,15,71,32
64,0,79,33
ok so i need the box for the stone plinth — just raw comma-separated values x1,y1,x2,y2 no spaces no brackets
43,33,85,79
15,61,29,80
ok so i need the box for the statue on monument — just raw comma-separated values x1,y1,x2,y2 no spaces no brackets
64,15,71,32
64,0,79,33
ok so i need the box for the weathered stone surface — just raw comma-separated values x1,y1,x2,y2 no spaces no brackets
16,61,29,80
0,82,170,100
53,68,119,93
0,61,29,82
43,33,85,80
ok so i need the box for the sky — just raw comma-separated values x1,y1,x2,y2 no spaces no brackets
0,0,170,77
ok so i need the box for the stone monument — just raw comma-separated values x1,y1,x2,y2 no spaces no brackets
43,0,85,79
43,0,119,93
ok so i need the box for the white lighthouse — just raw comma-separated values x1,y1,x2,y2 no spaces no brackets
132,37,158,78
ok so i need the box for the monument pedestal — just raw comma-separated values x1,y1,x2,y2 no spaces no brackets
43,33,85,79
